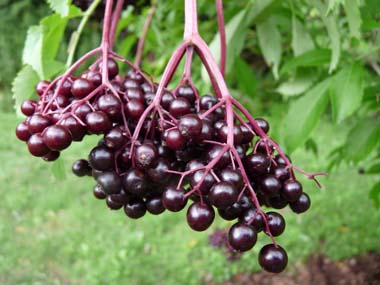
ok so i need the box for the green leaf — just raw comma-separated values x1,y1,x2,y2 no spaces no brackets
327,0,345,13
291,17,315,56
330,63,364,123
41,14,67,63
344,0,362,38
312,0,341,73
276,69,316,97
305,138,319,156
234,57,257,97
47,0,70,17
22,25,44,78
281,49,331,75
369,181,380,208
283,78,331,153
257,16,282,79
51,159,67,181
12,65,39,116
344,119,380,163
366,163,380,174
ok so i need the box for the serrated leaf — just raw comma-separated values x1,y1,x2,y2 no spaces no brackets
344,119,380,163
291,17,315,56
22,25,44,78
41,14,67,62
330,63,364,123
369,181,380,208
283,78,331,153
344,0,362,38
51,159,66,181
312,0,341,73
12,65,39,116
47,0,70,17
366,163,380,174
281,49,331,75
257,16,282,79
277,70,316,97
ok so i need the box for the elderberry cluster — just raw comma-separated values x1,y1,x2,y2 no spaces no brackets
16,59,311,273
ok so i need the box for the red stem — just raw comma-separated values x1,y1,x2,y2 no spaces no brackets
109,0,125,48
215,0,226,77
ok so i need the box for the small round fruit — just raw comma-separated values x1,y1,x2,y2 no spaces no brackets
162,186,187,212
178,114,202,138
93,184,107,200
85,111,112,134
21,100,36,116
266,212,286,237
97,171,122,195
16,122,31,141
124,199,146,219
28,114,51,134
245,153,270,174
289,193,311,213
163,129,185,150
261,175,281,196
42,125,72,151
88,146,114,171
228,222,257,252
187,202,215,231
106,196,123,210
145,196,165,215
27,134,50,157
72,159,92,177
281,179,303,202
259,244,288,273
71,78,94,99
255,118,270,134
122,168,147,196
209,182,238,209
134,143,158,169
169,97,191,118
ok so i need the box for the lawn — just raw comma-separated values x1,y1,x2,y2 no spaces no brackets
1,112,379,285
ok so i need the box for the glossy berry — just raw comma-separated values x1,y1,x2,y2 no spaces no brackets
187,202,215,231
71,78,94,99
88,146,114,171
100,58,119,79
27,134,50,157
109,190,130,205
161,91,174,110
245,153,270,174
72,159,92,177
255,118,270,134
260,175,281,196
21,100,36,116
124,198,146,219
147,158,170,183
289,193,311,213
122,168,147,196
145,196,165,215
240,208,264,232
206,145,230,169
190,170,216,194
259,244,288,273
162,186,187,212
97,171,122,195
93,184,107,200
16,122,31,141
281,179,303,202
105,196,123,210
163,128,185,150
178,114,202,138
176,85,196,104
42,125,72,151
97,94,122,119
85,111,112,134
218,203,242,221
28,114,51,134
36,80,49,96
266,211,286,237
219,168,244,190
42,151,60,162
169,97,191,118
228,222,257,252
125,99,145,120
104,127,125,149
134,143,158,169
209,182,238,209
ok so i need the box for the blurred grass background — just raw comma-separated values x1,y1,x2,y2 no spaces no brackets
1,112,379,285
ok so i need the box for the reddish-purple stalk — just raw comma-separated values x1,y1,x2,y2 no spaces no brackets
215,0,226,77
109,0,125,48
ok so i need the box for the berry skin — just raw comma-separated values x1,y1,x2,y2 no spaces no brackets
289,193,311,213
100,58,119,79
176,85,196,104
209,182,238,209
42,125,72,151
88,146,114,171
147,158,171,183
260,175,281,197
145,195,165,215
169,97,191,118
163,129,185,150
28,114,51,134
259,244,288,273
97,171,122,195
21,100,36,116
190,170,216,194
106,196,123,210
16,122,31,141
218,203,242,221
71,78,95,99
93,184,107,200
219,168,244,190
134,143,158,169
240,208,264,232
255,118,270,134
228,222,257,252
42,151,60,162
266,211,286,237
281,179,303,202
27,134,50,157
161,91,174,110
72,159,92,177
178,114,203,138
122,168,147,196
187,202,215,231
162,186,187,212
104,127,125,149
36,80,50,96
125,99,145,120
85,111,112,134
124,198,146,219
97,94,122,119
245,153,270,174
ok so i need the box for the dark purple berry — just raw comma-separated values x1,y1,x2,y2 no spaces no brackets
88,146,114,171
259,244,288,273
85,111,112,134
28,114,51,134
97,171,122,194
71,78,95,99
281,179,303,202
93,184,107,200
124,198,146,219
162,186,187,212
266,211,285,237
21,100,36,116
261,175,281,196
145,196,165,215
186,202,215,231
72,159,92,177
42,125,72,151
228,222,257,252
178,114,202,138
289,193,311,213
209,182,238,209
16,122,31,141
27,133,50,157
169,97,191,118
245,153,270,174
134,143,158,169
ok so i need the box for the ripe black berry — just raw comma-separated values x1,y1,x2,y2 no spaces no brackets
259,244,288,273
162,186,187,212
187,202,215,231
228,222,257,252
209,182,238,209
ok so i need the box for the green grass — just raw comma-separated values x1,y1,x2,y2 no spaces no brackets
1,112,379,285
